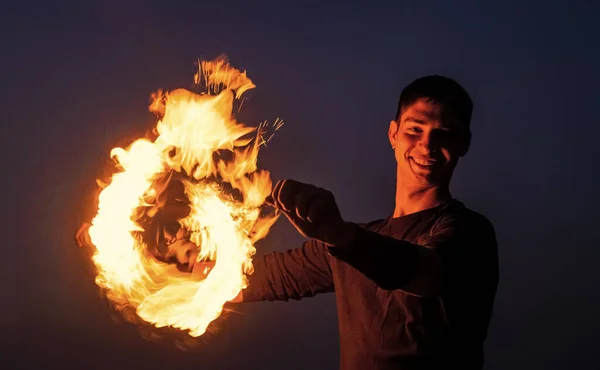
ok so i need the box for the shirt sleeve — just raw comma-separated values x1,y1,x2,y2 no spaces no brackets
242,239,335,302
327,225,420,291
327,211,498,297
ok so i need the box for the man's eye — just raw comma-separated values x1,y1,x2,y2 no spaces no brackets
409,126,422,133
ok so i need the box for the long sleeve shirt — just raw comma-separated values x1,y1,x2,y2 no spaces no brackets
243,199,499,370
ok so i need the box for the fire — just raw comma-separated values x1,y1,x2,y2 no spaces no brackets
86,56,280,337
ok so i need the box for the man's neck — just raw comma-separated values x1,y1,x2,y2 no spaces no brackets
393,180,452,218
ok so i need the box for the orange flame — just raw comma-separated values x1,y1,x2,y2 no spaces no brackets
87,56,280,337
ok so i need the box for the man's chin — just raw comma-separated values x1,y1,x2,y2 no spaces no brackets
408,172,443,188
398,166,446,188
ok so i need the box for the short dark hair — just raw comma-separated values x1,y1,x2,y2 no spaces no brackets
395,75,473,133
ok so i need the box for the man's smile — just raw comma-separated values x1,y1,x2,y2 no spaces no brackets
409,156,439,170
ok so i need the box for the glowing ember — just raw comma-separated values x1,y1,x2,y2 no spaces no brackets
86,56,280,337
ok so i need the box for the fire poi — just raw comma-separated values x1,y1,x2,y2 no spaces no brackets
85,56,281,337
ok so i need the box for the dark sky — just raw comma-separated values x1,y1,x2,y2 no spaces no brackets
2,1,599,369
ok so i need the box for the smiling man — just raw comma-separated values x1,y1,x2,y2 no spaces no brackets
235,75,500,370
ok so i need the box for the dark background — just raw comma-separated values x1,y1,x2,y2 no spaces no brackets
2,1,599,369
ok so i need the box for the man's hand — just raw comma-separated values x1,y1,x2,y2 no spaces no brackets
267,179,356,247
74,222,94,248
166,239,199,271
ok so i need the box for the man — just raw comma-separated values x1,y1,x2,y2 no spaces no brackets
76,75,499,369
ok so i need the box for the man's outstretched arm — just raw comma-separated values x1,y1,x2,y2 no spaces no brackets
329,222,443,296
240,239,335,302
192,239,335,303
77,221,335,303
329,214,498,297
267,179,498,298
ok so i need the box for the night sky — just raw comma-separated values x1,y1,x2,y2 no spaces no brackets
2,1,599,369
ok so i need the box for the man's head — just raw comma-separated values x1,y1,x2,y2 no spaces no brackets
388,75,473,189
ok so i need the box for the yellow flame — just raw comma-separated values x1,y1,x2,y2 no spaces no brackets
87,56,279,337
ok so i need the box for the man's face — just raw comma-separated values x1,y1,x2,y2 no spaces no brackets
388,98,469,188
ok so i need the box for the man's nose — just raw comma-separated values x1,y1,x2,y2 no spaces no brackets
418,133,433,153
418,131,441,154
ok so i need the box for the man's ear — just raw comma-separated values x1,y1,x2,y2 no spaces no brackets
388,120,399,148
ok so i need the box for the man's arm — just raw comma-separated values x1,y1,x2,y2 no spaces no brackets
265,179,499,299
241,239,335,302
329,213,498,298
77,220,335,303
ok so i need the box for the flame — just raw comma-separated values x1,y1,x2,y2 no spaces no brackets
87,56,280,337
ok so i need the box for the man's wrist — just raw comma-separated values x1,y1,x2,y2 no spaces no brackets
331,221,358,249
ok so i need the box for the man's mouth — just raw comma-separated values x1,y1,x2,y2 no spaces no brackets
410,157,437,169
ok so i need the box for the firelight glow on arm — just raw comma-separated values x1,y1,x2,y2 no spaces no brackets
242,239,335,302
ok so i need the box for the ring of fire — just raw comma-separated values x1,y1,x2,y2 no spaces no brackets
86,57,279,337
